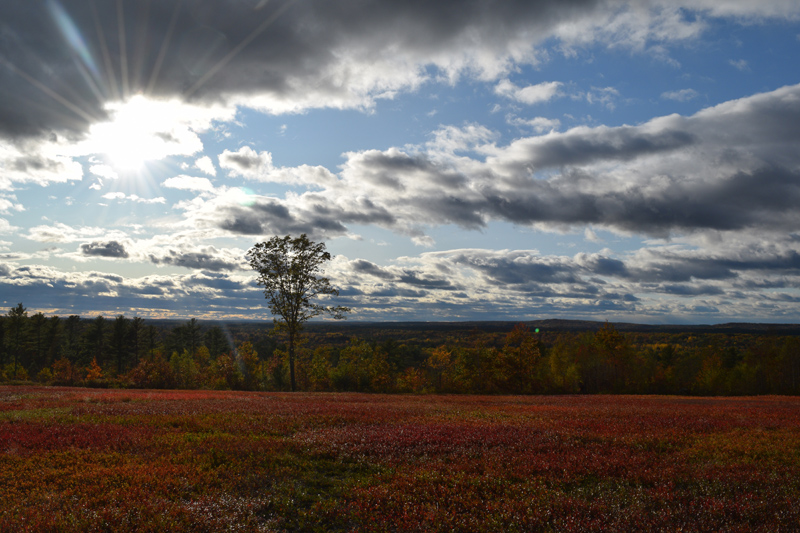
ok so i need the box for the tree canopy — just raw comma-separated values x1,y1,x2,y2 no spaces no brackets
246,234,349,390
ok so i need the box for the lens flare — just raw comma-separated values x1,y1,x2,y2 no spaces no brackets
47,0,99,77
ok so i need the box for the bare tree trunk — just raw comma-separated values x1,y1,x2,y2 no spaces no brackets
289,330,296,392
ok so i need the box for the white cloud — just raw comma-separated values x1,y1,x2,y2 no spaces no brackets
0,142,83,187
661,88,699,101
101,192,166,204
219,147,273,180
163,175,216,192
426,124,497,154
219,146,337,187
584,86,620,109
507,116,561,133
24,223,126,243
729,59,750,71
0,195,23,215
89,164,119,180
0,218,18,234
495,79,564,104
217,83,800,244
194,156,217,177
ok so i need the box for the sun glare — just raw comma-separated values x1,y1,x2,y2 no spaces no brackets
85,95,203,171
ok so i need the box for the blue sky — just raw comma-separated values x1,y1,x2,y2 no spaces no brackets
1,0,800,323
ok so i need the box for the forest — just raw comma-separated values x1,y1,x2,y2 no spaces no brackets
2,303,800,396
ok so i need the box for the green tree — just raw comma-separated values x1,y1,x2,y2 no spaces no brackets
129,317,145,367
7,303,28,377
45,316,62,368
204,326,230,359
165,318,203,359
30,312,47,372
0,315,6,369
246,234,349,391
62,315,81,362
85,316,107,369
111,315,130,375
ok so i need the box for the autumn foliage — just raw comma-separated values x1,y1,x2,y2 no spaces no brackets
2,387,799,531
3,305,800,396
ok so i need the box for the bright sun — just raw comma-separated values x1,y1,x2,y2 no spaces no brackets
86,95,202,171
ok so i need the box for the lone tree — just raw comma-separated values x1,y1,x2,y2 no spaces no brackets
246,234,349,391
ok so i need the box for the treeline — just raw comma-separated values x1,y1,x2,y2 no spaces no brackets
2,303,800,395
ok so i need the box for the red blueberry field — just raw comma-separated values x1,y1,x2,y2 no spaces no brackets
1,386,799,532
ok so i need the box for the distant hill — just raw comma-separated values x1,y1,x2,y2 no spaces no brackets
300,319,800,336
130,317,800,337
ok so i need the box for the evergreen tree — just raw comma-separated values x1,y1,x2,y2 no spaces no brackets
85,316,107,368
129,317,145,367
45,316,62,368
204,326,230,359
62,315,81,362
0,315,6,369
111,315,130,375
7,303,28,377
30,312,47,372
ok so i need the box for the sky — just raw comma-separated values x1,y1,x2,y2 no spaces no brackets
1,0,800,324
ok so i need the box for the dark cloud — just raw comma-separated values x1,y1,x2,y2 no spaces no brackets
398,270,459,291
11,154,66,173
0,264,262,318
659,284,725,296
149,250,240,271
80,240,129,258
188,272,246,290
219,147,264,171
350,259,395,280
0,0,607,140
292,85,800,240
478,165,800,236
630,259,736,283
207,197,394,240
367,287,429,298
450,252,580,285
521,127,696,170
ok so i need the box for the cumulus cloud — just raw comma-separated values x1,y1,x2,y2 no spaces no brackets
220,146,337,187
102,192,166,204
334,236,800,320
507,116,562,133
219,147,273,179
3,1,800,322
3,0,795,141
89,164,119,180
0,144,83,187
328,84,800,238
661,88,699,101
195,156,217,176
159,84,800,248
163,175,216,192
495,80,564,104
24,223,129,244
0,195,23,215
0,218,18,234
148,245,244,272
0,262,261,319
80,240,130,259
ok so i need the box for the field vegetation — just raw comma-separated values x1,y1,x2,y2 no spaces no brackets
2,387,799,531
